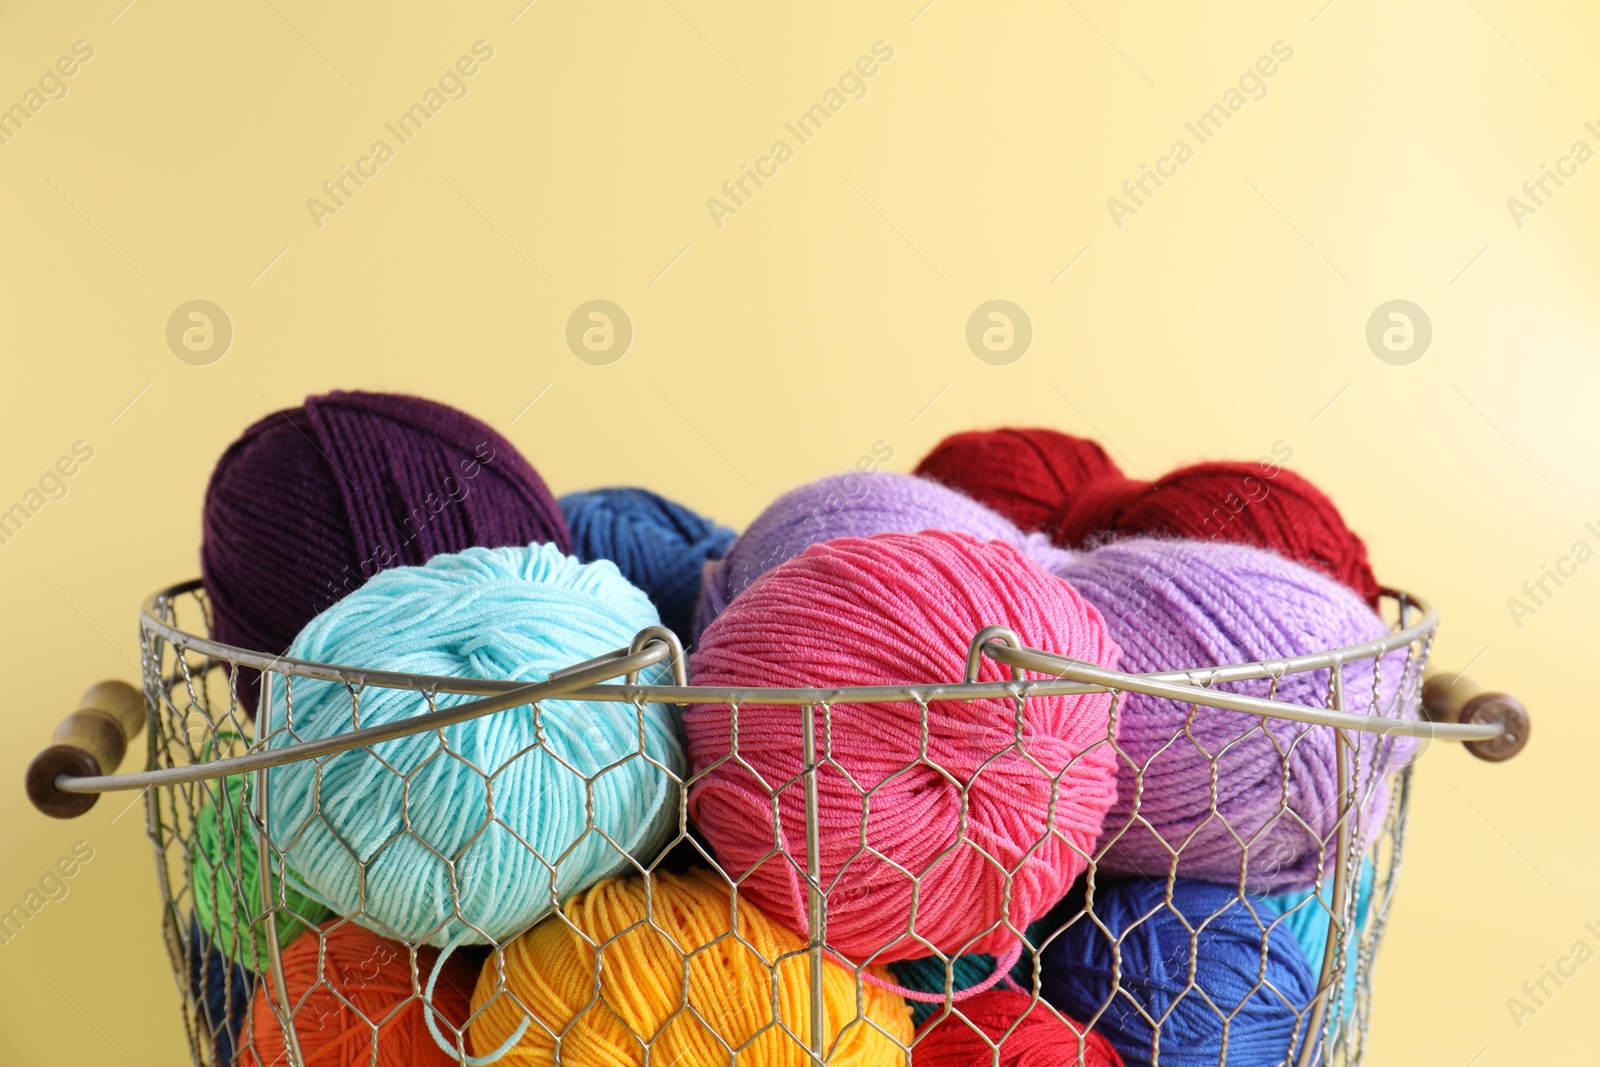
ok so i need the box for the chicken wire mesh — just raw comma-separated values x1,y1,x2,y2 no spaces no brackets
138,580,1430,1067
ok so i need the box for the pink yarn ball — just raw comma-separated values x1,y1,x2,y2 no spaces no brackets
684,530,1122,962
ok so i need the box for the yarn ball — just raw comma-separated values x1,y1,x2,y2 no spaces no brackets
1260,859,1378,1019
560,486,736,645
693,471,1074,639
914,428,1121,535
912,990,1121,1067
914,428,1381,604
249,921,477,1067
192,774,330,969
468,869,912,1067
266,543,685,948
1056,539,1415,893
890,954,1008,1028
187,917,253,1067
202,390,568,712
685,530,1122,962
1038,879,1317,1067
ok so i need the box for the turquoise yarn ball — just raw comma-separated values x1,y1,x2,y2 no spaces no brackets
265,542,685,948
1260,859,1377,1018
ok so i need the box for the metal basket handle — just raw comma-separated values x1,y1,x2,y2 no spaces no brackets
26,660,1529,821
27,582,1530,820
26,681,145,818
1421,673,1531,761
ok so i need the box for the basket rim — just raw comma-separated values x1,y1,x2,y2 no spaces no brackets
142,578,1437,704
50,579,1470,799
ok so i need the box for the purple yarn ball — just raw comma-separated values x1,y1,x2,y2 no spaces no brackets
1054,539,1417,893
693,470,1073,639
201,391,568,712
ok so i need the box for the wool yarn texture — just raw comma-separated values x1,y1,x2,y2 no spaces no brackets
265,543,685,948
1038,879,1317,1067
685,530,1122,962
187,917,253,1067
914,428,1123,535
249,921,478,1067
467,869,912,1067
693,471,1074,639
192,773,330,969
202,390,568,712
561,486,736,645
914,427,1381,605
1056,540,1415,893
911,990,1121,1067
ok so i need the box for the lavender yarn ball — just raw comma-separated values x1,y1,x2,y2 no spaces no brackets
693,470,1074,638
1055,539,1416,893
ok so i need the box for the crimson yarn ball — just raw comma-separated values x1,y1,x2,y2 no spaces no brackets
915,428,1121,535
915,428,1381,605
684,530,1122,963
913,990,1122,1067
248,921,478,1066
201,390,568,711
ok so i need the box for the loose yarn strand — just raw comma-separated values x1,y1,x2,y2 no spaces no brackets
423,936,530,1065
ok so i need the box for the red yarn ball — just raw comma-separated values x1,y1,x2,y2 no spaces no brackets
685,531,1122,963
915,428,1119,535
913,990,1121,1067
247,921,477,1067
915,428,1381,605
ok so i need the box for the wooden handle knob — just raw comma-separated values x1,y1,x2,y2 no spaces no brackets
26,681,146,819
1422,673,1529,762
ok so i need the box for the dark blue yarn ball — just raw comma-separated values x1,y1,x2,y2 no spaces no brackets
187,917,254,1066
1037,879,1318,1067
560,487,735,645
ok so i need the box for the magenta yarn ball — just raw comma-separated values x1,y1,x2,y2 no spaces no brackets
685,530,1122,962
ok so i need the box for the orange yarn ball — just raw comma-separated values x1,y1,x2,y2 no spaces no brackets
248,921,476,1066
469,869,913,1067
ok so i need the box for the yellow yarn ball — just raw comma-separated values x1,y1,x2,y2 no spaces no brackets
469,869,912,1067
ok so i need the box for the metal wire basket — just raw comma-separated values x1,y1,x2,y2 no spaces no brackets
27,579,1528,1067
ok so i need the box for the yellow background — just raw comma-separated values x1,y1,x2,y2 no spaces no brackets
1,0,1595,1063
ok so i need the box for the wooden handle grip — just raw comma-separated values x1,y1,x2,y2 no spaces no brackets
1422,673,1529,762
26,680,146,819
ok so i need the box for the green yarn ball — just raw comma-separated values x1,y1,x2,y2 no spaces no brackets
191,775,329,969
